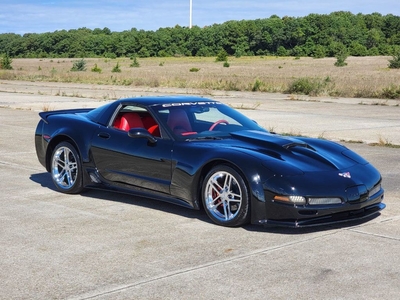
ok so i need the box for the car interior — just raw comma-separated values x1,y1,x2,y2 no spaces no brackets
113,110,161,137
112,104,244,138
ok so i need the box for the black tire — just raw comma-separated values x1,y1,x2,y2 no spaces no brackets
202,165,250,227
50,141,84,194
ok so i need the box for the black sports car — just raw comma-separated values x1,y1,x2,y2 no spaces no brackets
35,96,385,227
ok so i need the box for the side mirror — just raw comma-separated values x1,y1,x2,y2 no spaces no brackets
128,128,157,144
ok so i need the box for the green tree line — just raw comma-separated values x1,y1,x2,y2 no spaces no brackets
1,11,399,59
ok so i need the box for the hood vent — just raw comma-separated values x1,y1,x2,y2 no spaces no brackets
231,130,311,151
284,142,314,151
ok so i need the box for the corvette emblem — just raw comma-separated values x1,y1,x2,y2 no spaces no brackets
339,172,351,178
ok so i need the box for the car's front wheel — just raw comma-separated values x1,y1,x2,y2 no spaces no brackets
51,141,83,194
202,165,250,226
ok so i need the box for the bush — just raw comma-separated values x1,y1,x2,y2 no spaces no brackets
71,59,86,71
130,56,140,67
381,85,400,99
350,42,368,56
276,46,288,57
312,45,326,58
104,52,117,59
234,49,243,58
112,62,121,72
215,49,228,62
189,67,200,72
0,54,13,70
223,61,230,67
291,46,305,57
388,52,400,69
91,63,102,73
286,77,332,96
287,78,315,94
252,79,263,91
334,50,348,67
111,62,121,73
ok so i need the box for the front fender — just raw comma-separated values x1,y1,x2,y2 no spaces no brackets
170,143,273,216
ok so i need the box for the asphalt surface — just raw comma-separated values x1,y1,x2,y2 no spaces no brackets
0,81,399,299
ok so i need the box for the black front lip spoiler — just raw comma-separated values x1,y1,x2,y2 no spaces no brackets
259,202,386,228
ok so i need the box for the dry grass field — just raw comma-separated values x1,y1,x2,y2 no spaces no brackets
1,56,400,99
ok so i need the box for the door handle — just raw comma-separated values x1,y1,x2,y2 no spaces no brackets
98,132,110,139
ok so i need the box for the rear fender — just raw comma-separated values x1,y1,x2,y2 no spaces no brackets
44,126,96,171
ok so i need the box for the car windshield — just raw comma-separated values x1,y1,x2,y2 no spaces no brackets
151,101,267,140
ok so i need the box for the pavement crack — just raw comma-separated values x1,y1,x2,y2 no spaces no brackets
72,231,340,300
349,229,400,241
341,215,400,241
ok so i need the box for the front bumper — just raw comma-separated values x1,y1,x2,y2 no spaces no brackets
258,189,385,228
259,202,385,228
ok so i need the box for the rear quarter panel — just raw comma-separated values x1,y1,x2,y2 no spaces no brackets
38,113,100,172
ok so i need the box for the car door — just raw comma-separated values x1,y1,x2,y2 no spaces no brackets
90,125,173,195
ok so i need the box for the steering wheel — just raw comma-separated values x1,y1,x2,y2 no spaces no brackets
209,119,229,131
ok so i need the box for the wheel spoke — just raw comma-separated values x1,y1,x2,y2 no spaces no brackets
208,194,222,207
222,200,229,220
211,177,224,191
224,174,230,190
56,169,65,181
229,192,242,202
65,169,72,186
70,162,77,171
64,148,70,164
56,159,65,169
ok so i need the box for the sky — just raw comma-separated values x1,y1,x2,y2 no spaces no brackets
0,0,398,35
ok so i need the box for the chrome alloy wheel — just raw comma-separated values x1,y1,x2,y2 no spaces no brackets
204,170,243,222
51,145,78,190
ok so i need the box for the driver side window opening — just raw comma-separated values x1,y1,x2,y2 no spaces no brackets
112,105,161,137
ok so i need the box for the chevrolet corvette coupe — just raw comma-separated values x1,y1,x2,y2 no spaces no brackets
35,96,385,227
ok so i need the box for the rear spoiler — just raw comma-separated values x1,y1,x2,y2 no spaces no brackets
39,108,93,123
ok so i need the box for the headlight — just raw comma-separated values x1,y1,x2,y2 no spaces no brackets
368,184,381,198
274,195,342,206
274,195,306,205
308,197,342,205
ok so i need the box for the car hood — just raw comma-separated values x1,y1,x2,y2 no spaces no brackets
228,130,368,174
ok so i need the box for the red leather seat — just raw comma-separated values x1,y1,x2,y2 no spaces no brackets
118,113,144,131
142,115,160,137
167,109,193,135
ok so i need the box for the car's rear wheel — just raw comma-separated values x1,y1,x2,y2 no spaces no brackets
202,165,250,226
51,141,83,194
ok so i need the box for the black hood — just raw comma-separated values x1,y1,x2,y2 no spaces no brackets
229,130,365,173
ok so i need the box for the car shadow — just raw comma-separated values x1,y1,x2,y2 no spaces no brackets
30,172,382,234
29,172,210,223
82,188,211,223
30,172,57,191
